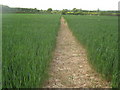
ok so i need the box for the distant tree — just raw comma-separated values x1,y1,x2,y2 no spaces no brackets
97,8,100,15
61,9,68,15
72,8,78,12
47,8,52,13
79,8,82,11
97,8,100,12
72,8,80,15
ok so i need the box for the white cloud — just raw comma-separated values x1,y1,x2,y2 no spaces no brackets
0,0,119,10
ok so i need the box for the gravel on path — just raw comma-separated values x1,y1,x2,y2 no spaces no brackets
43,17,111,88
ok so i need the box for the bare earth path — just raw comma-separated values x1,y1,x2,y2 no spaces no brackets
44,17,110,88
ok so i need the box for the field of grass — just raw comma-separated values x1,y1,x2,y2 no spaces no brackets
64,15,118,87
2,14,60,88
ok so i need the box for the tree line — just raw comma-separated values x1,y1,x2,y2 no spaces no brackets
61,8,120,16
1,5,120,16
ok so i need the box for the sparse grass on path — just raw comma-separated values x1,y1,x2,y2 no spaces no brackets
43,17,111,88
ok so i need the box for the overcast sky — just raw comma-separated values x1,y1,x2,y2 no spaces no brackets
0,0,120,10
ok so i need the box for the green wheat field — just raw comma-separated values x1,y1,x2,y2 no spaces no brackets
2,14,119,88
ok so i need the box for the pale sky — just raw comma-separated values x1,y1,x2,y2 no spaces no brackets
0,0,120,10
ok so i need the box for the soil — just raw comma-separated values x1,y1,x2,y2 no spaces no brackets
43,17,111,88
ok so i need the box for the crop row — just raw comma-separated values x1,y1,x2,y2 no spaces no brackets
2,14,60,88
64,15,119,87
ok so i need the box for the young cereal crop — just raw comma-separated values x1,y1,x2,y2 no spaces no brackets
2,14,60,88
64,15,118,88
